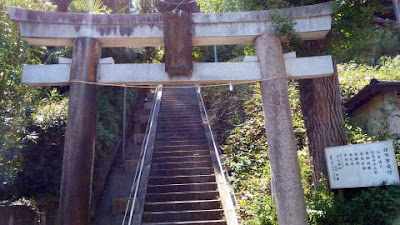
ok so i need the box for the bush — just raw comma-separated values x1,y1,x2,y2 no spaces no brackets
308,183,400,225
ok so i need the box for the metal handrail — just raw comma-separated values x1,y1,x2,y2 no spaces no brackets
195,86,238,207
121,85,163,225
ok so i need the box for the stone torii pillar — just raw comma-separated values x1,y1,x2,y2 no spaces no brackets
255,34,308,225
8,3,334,225
58,37,102,225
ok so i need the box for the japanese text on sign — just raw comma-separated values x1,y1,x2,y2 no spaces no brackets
325,140,399,189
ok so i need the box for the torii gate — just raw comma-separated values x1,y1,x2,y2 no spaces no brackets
9,3,333,225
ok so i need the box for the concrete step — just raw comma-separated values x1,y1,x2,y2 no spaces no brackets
125,159,139,172
112,198,131,215
159,112,200,117
152,155,211,163
144,102,153,110
155,140,207,146
150,167,214,176
157,122,202,127
125,146,141,160
158,115,201,120
144,199,222,212
161,97,196,100
148,175,216,185
161,97,196,99
140,114,151,123
159,114,201,118
156,132,205,137
160,107,199,110
157,124,204,129
147,182,218,193
137,108,151,115
155,136,207,141
162,94,196,96
160,107,198,111
155,144,209,151
161,102,197,105
142,209,224,223
157,120,201,124
153,150,210,158
151,161,212,170
142,220,227,225
156,134,206,140
155,131,204,137
159,121,201,125
134,133,145,144
162,94,195,96
146,190,219,202
160,102,198,105
156,121,203,126
156,128,204,133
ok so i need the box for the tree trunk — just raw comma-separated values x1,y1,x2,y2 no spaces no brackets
298,61,348,182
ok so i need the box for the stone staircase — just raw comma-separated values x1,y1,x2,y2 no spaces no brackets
140,86,227,225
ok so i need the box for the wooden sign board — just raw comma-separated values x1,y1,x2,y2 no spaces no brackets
325,141,399,189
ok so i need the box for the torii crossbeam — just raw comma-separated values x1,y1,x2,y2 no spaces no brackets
9,3,333,225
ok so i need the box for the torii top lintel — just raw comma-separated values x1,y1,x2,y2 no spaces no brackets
8,2,332,48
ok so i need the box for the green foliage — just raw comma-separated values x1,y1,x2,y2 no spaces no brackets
95,87,138,164
307,183,400,225
197,0,290,12
202,84,254,144
68,0,111,13
0,88,67,205
0,0,56,203
330,0,399,63
338,56,400,102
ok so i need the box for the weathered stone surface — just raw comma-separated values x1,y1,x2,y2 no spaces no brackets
97,62,261,84
255,33,308,225
59,57,72,64
99,57,114,64
285,55,333,78
22,56,334,86
58,37,102,225
22,64,70,86
164,11,193,77
0,206,37,225
9,2,332,47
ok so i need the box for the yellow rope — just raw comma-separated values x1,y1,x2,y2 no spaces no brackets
69,76,286,89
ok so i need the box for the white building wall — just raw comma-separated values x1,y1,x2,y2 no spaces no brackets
352,92,400,136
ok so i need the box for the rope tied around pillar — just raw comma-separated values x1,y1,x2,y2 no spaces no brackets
69,76,287,89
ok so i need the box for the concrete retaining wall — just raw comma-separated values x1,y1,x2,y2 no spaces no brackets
0,206,37,225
